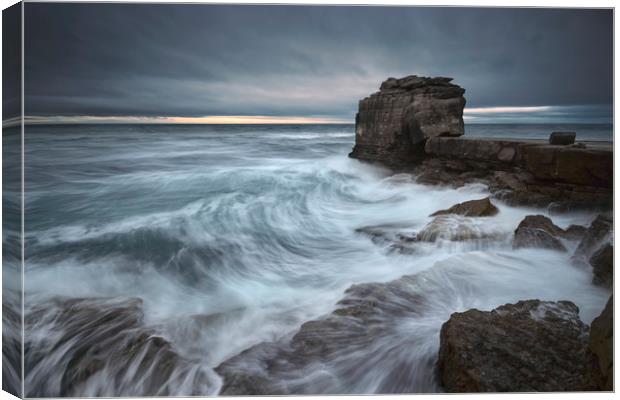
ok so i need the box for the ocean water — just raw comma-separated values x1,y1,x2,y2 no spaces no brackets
13,123,611,395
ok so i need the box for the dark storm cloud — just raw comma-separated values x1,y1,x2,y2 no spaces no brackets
24,4,612,121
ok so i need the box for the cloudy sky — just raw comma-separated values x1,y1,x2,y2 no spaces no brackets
22,3,613,124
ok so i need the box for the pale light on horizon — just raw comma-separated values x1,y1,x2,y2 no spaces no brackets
464,106,553,114
13,115,352,126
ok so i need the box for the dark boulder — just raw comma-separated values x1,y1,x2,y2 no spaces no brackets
437,300,592,392
512,215,567,251
430,197,499,217
585,296,613,391
549,132,576,145
590,244,613,288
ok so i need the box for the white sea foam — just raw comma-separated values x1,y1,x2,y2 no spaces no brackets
20,124,609,395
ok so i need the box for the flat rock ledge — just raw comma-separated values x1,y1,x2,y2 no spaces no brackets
421,137,612,211
437,300,595,392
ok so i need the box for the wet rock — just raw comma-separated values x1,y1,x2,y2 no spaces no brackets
437,300,592,392
418,215,497,242
549,132,576,145
216,274,436,394
430,197,499,217
354,224,420,255
512,215,567,251
355,224,412,245
573,214,613,265
350,75,466,165
585,296,613,390
25,297,215,397
590,244,613,288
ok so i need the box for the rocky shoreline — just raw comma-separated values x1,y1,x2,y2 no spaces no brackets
345,75,613,392
349,75,612,213
212,199,613,394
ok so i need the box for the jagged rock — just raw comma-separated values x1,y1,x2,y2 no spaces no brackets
512,215,567,251
573,214,613,265
437,300,592,392
349,75,465,165
586,296,613,391
430,197,498,217
25,297,215,397
590,244,613,288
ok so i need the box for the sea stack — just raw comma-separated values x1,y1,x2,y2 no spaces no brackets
349,75,466,165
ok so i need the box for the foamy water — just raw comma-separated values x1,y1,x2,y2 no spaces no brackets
16,123,610,396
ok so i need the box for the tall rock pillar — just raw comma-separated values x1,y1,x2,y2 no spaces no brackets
349,75,466,165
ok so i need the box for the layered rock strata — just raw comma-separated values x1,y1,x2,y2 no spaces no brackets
422,137,613,210
349,75,466,165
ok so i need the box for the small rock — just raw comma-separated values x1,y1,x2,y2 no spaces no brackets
549,131,576,145
512,215,567,251
437,300,592,392
590,244,613,288
430,197,499,217
418,215,499,242
497,146,516,162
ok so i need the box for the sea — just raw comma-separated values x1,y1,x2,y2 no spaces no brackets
3,122,613,395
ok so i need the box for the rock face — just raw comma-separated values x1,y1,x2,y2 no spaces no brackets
421,137,613,211
590,244,613,288
430,197,498,217
349,75,466,165
512,215,568,251
437,300,593,392
586,296,613,391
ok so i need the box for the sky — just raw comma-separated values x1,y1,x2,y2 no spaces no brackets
17,3,614,124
